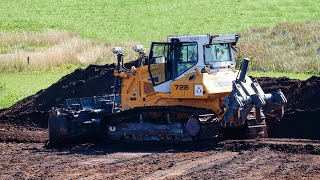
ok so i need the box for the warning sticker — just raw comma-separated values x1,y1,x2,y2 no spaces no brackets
194,85,204,96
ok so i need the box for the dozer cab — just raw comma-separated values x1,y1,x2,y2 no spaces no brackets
48,34,287,145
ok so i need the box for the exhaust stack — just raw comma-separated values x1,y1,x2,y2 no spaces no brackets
238,58,250,82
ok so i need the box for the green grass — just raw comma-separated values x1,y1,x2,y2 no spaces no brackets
237,20,320,74
0,44,52,53
0,30,139,72
248,71,315,80
0,0,319,43
0,64,81,109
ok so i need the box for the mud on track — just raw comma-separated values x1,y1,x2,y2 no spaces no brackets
1,139,320,179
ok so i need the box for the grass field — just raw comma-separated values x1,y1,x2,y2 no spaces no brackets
237,20,320,74
0,0,319,43
0,0,319,109
0,67,77,109
0,30,139,72
248,71,314,80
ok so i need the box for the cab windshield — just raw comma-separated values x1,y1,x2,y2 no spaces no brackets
204,43,231,63
149,42,198,85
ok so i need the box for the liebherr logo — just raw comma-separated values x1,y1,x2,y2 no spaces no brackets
213,81,232,87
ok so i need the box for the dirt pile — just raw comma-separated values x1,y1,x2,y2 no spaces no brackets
0,65,114,128
0,60,140,128
256,76,320,139
0,61,319,140
257,76,320,110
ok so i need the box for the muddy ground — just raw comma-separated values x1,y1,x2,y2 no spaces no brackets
1,139,320,179
0,62,319,179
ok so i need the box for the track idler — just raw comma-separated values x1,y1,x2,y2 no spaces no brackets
47,108,69,147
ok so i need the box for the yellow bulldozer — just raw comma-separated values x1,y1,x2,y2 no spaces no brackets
48,34,287,145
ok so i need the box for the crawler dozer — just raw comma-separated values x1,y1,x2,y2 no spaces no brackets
48,34,287,145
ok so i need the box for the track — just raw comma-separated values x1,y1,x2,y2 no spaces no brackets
101,106,219,142
1,138,320,179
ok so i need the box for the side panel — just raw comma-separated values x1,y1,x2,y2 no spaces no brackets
120,66,238,117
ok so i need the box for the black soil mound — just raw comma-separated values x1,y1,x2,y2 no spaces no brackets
0,60,139,128
0,62,319,140
257,76,320,110
257,76,320,139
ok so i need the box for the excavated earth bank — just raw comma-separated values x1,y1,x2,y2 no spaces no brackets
0,61,319,142
257,76,320,139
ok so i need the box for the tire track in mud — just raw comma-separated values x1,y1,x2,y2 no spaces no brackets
203,148,282,179
63,152,154,179
179,147,320,180
141,151,237,180
63,151,221,179
1,140,320,179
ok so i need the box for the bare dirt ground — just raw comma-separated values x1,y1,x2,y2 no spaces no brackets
1,138,320,179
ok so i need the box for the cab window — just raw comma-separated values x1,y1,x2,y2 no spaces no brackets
174,43,198,77
204,43,231,63
149,42,198,86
